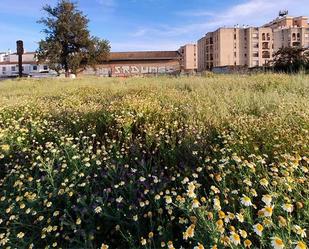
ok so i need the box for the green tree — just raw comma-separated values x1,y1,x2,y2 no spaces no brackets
272,46,309,73
36,0,110,77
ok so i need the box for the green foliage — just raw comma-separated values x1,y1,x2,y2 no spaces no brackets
0,75,308,249
272,46,309,73
36,0,110,76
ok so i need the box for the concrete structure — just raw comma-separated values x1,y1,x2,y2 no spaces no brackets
0,43,197,77
83,51,182,77
0,52,54,77
178,44,197,73
198,13,309,72
264,16,309,51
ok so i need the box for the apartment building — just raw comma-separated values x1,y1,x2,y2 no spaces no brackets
178,44,197,73
198,27,273,71
197,13,309,72
264,16,309,51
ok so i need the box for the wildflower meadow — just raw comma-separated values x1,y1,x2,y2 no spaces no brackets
0,74,308,249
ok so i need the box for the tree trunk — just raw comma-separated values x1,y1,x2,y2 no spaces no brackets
64,62,69,78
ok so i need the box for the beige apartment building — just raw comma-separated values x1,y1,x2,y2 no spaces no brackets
178,44,197,73
264,16,309,51
198,14,309,72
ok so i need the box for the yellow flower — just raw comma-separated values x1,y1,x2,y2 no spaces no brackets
216,219,224,228
263,206,274,217
194,243,205,249
219,211,226,219
192,199,200,208
1,144,10,152
271,236,284,249
95,206,102,214
293,225,307,238
282,203,293,213
239,229,248,238
100,244,109,249
76,218,82,225
295,241,307,249
167,241,175,249
230,232,241,246
17,232,25,239
236,213,244,223
253,223,264,236
183,224,195,240
244,239,252,248
260,178,269,187
241,195,252,207
262,194,272,206
141,237,147,246
148,232,154,239
278,216,287,227
213,198,221,211
165,196,172,204
187,182,196,198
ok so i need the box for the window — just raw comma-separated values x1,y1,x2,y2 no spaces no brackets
43,65,48,70
267,33,271,41
234,34,237,40
2,67,6,72
253,43,259,48
292,42,301,47
253,52,259,57
11,66,16,71
234,52,237,57
262,42,269,49
262,51,270,59
33,65,38,71
252,33,259,39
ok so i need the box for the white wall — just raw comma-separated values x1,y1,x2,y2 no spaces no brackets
1,64,50,76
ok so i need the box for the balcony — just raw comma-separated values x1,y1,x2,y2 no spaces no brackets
253,52,259,57
262,51,271,59
262,42,270,50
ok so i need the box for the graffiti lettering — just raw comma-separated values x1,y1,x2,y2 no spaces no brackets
84,65,179,76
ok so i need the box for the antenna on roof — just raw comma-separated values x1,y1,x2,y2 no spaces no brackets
279,10,288,17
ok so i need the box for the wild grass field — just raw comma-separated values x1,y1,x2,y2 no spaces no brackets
0,74,308,249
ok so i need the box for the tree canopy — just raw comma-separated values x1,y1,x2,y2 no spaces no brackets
272,46,309,73
36,0,110,76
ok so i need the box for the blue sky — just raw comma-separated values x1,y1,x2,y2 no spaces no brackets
0,0,307,52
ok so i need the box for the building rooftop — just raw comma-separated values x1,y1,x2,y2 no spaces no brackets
0,61,37,65
108,51,181,61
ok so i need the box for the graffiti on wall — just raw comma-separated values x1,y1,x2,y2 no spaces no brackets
84,65,179,76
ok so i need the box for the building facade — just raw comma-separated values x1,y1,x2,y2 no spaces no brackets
0,45,196,77
197,14,309,72
178,44,197,73
264,16,309,51
0,52,53,77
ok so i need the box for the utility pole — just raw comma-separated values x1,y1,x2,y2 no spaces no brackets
16,40,24,78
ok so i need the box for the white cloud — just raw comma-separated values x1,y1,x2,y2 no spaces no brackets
96,0,117,7
130,0,309,39
111,39,186,51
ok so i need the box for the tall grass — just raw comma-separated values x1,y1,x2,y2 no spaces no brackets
0,74,308,249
